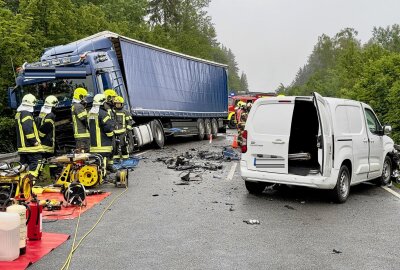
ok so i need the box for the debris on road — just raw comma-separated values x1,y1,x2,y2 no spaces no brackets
243,219,260,225
229,206,235,211
154,147,240,173
213,175,222,179
284,205,296,210
152,194,159,197
332,249,342,254
180,172,202,182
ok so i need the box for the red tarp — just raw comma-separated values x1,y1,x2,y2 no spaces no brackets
37,192,111,220
0,232,69,270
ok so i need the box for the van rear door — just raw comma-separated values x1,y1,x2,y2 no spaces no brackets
313,92,333,177
245,98,295,174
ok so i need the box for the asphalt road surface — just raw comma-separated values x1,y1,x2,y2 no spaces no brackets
31,131,400,270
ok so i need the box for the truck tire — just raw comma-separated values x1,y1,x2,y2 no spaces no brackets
204,119,212,140
331,165,350,203
197,119,205,140
151,120,165,149
245,181,267,194
211,119,218,138
375,156,392,186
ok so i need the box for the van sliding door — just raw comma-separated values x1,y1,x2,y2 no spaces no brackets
313,92,333,177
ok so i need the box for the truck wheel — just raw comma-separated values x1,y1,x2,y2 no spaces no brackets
375,156,392,186
151,120,165,149
245,181,267,194
197,119,205,140
204,119,212,140
211,119,218,138
228,118,236,129
331,165,350,203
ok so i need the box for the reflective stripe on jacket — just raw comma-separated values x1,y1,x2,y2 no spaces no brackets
88,107,114,153
15,111,42,153
71,102,89,138
38,112,56,153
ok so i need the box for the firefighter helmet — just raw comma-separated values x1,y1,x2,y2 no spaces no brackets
21,94,37,106
44,95,59,107
114,96,124,109
104,89,117,102
73,88,88,100
93,94,107,106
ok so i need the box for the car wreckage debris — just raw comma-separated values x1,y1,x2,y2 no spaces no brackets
155,147,239,172
243,219,260,225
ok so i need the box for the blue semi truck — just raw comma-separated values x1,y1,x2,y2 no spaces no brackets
9,31,228,151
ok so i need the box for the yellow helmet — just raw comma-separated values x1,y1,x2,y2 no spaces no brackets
104,89,117,102
44,95,59,107
114,96,124,104
21,94,37,106
93,94,106,106
114,96,124,109
73,88,88,100
237,101,246,107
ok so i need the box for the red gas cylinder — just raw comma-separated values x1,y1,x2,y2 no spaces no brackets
27,199,42,240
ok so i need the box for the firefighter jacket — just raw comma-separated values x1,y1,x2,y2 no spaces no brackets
37,112,56,153
15,111,42,153
114,109,134,136
71,102,89,139
88,106,114,153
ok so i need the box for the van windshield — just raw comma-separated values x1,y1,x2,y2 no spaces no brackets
18,76,95,105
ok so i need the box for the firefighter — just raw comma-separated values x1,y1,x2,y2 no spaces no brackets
37,95,59,158
88,94,115,171
71,88,90,152
113,96,132,160
15,94,42,177
103,89,118,119
236,101,247,146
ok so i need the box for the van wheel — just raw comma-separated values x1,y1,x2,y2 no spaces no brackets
151,120,165,149
197,119,205,140
331,165,350,203
245,181,267,194
204,119,212,140
211,119,218,138
376,156,392,186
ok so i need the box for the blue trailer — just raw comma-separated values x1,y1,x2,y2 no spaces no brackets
9,31,228,151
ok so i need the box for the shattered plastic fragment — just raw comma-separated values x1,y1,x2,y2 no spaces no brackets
243,219,260,225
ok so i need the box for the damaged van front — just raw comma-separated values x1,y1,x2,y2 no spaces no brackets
240,92,394,203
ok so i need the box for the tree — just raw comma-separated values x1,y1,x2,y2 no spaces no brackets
240,72,249,92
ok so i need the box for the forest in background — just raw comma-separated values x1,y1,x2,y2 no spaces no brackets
280,25,400,143
0,0,248,152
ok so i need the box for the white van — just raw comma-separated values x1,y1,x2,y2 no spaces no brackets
240,92,395,203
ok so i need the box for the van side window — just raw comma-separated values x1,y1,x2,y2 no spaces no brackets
364,109,381,134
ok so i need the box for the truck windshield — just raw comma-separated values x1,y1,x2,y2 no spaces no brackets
19,76,94,105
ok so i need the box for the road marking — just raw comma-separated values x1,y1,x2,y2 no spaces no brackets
227,162,238,181
381,186,400,199
135,150,150,156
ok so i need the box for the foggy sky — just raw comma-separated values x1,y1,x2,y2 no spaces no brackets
207,0,400,92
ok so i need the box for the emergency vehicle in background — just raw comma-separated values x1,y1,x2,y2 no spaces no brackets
227,93,276,128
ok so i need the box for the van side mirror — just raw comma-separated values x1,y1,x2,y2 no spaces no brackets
383,125,392,135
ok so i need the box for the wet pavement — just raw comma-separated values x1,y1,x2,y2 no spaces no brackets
31,130,400,270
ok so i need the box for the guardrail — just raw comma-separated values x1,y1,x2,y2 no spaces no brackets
0,152,18,162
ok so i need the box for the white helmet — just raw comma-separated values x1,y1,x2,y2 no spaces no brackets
21,94,37,106
44,95,59,107
93,94,106,106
